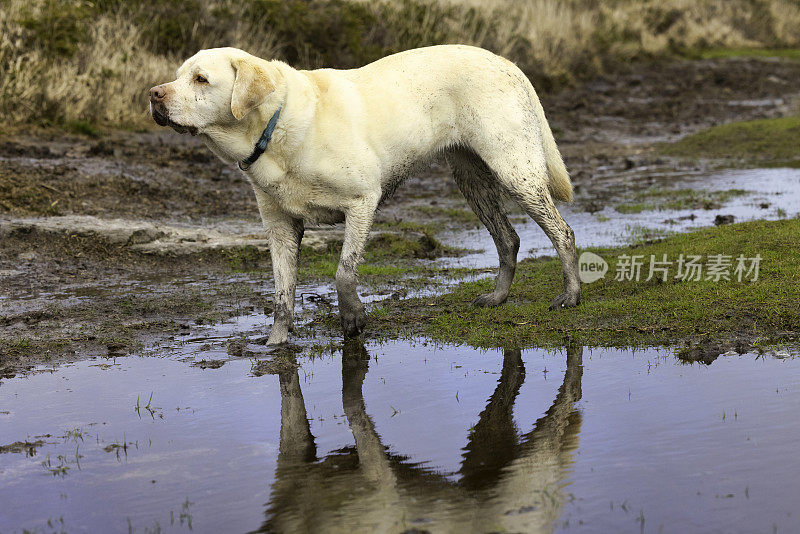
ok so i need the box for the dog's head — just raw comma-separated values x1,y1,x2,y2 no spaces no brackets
149,47,279,135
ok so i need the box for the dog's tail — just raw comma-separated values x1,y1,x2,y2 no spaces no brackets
528,83,573,202
543,122,572,202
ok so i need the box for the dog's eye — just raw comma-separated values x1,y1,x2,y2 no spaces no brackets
195,74,209,84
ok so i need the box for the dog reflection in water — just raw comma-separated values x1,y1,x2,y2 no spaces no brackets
257,342,583,533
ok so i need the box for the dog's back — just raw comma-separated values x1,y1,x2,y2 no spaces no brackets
320,45,571,202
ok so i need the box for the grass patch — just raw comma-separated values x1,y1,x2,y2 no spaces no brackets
615,188,749,213
623,224,673,246
63,120,100,137
371,218,800,348
662,117,800,166
616,203,651,215
300,256,421,280
222,245,268,271
414,205,480,225
299,224,469,281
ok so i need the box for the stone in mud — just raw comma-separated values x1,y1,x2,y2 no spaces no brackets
714,214,735,226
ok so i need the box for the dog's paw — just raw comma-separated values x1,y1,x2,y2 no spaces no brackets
548,291,581,311
341,307,367,339
472,291,508,307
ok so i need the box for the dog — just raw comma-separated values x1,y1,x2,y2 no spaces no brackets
149,45,580,344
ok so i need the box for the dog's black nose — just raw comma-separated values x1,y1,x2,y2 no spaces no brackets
149,86,166,103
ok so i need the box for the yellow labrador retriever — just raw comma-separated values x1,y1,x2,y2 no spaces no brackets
149,45,579,344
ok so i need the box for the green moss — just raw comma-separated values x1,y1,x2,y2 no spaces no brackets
298,245,414,280
223,245,268,271
299,248,441,281
298,224,467,280
615,188,749,213
369,306,391,319
414,205,480,225
297,227,474,285
623,224,672,246
307,339,341,358
373,221,440,234
63,120,100,137
616,203,651,214
662,117,800,165
371,218,800,348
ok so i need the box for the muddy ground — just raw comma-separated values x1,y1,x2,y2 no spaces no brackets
2,56,799,376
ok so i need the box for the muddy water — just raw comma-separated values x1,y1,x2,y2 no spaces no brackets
2,335,799,533
441,167,800,268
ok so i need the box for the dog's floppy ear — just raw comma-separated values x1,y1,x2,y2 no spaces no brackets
231,58,275,120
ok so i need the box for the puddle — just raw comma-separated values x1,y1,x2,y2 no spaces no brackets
2,336,799,533
440,167,800,268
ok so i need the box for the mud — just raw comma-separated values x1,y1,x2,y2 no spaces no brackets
2,55,800,375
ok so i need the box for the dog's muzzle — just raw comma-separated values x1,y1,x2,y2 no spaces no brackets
150,106,197,136
149,85,197,135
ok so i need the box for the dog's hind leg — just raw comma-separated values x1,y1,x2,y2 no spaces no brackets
474,143,580,310
446,149,520,307
522,186,581,310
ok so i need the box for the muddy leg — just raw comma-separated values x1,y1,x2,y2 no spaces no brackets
253,187,304,344
517,187,580,310
337,199,378,338
446,149,520,307
266,218,304,343
474,148,580,310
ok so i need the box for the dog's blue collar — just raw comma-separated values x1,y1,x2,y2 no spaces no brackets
238,105,282,171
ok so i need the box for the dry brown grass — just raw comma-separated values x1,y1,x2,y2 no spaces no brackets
393,0,800,83
0,0,280,128
2,0,799,130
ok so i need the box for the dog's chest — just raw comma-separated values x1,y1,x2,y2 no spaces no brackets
249,164,344,224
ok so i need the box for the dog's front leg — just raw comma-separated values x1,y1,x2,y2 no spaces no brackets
266,216,304,344
253,188,304,345
337,200,377,338
265,216,304,344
